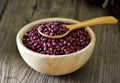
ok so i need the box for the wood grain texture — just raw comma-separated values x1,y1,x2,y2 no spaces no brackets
0,0,8,21
0,0,120,83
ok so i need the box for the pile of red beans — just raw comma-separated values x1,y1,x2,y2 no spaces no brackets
23,21,90,55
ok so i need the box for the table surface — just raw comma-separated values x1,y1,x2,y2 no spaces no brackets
0,0,120,83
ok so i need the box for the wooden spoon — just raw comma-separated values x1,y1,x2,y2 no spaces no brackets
38,16,118,39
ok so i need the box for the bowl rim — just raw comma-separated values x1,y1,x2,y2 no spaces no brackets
16,18,96,58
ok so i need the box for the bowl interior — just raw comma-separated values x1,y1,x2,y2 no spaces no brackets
17,18,96,57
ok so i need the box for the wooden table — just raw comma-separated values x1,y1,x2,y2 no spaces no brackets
0,0,120,83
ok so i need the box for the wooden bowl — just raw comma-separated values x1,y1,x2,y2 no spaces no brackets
16,18,96,75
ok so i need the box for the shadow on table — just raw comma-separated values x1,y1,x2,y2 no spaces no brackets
44,60,100,83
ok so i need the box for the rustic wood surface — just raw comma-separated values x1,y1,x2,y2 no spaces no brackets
0,0,120,83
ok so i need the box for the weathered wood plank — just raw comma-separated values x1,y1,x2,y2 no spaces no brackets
0,0,120,83
0,0,8,21
0,0,37,82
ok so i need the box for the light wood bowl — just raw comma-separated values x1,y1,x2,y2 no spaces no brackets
16,18,96,75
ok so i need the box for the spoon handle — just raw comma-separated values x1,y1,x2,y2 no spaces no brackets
69,16,118,30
